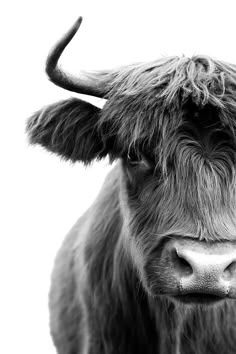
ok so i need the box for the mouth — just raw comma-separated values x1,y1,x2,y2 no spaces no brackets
172,293,224,305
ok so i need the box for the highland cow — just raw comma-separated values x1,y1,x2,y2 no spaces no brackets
27,17,236,354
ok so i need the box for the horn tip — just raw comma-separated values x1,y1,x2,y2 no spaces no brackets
74,16,83,30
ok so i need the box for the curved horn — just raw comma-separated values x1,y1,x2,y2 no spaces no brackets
46,16,108,98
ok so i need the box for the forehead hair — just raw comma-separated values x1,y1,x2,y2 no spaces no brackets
100,55,236,166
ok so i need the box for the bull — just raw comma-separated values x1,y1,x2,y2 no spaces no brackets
27,17,236,354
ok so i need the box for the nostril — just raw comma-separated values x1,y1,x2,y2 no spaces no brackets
224,261,236,280
172,250,193,277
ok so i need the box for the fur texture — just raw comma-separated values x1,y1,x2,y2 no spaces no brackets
26,98,107,163
27,54,236,354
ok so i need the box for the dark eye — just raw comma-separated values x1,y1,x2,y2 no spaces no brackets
127,152,153,170
125,152,155,197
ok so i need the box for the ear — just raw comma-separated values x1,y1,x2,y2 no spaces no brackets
26,98,108,164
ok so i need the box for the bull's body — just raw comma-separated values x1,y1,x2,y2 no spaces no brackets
27,18,236,354
49,165,236,354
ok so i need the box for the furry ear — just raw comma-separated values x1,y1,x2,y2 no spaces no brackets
26,98,108,164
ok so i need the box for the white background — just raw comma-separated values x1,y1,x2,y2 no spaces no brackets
1,0,236,353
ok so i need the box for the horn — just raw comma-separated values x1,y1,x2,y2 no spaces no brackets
46,16,109,98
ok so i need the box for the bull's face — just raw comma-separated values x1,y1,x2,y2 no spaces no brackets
119,121,236,305
27,17,236,306
101,58,236,305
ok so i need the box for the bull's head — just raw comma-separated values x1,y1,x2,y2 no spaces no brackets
27,17,236,306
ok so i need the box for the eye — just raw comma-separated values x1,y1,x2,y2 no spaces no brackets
125,152,155,197
127,152,153,170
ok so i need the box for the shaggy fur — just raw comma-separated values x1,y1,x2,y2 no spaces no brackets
26,98,107,163
27,54,236,354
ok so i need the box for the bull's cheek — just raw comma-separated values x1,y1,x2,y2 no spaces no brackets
125,236,151,289
143,252,180,297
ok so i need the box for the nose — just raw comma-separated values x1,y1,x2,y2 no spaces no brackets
170,241,236,297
